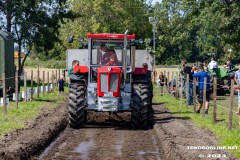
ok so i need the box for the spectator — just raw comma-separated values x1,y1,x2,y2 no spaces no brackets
193,66,211,114
203,61,208,72
234,65,240,115
192,66,198,74
208,58,218,70
223,62,227,69
180,59,193,105
226,60,234,70
157,72,167,96
58,76,65,93
100,44,118,64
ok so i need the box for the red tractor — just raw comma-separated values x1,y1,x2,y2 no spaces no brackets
68,31,153,129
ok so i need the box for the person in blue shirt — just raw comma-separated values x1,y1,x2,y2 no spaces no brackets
192,66,211,114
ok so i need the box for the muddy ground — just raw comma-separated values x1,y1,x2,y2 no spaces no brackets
0,101,238,160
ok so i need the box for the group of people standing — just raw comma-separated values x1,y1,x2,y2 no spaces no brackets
180,60,211,114
156,60,211,114
156,59,240,115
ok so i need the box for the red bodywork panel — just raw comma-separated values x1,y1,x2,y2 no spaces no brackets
88,33,135,40
133,67,147,74
97,67,121,97
73,66,89,73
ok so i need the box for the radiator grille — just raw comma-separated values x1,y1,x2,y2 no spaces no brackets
100,73,108,92
110,74,118,92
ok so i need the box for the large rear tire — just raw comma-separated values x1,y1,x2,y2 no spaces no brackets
131,83,150,130
68,82,87,129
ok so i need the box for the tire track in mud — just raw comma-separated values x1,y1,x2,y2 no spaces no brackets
1,101,238,160
39,112,162,160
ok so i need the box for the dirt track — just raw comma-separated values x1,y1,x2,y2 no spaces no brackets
0,101,238,160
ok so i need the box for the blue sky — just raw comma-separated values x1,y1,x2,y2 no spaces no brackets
150,0,162,4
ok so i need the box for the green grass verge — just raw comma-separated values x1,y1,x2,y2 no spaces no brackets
153,86,240,158
0,87,68,139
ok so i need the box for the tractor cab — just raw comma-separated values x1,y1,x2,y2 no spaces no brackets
86,32,135,111
68,31,153,129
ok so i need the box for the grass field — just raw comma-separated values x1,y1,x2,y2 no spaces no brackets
153,85,240,158
0,87,68,139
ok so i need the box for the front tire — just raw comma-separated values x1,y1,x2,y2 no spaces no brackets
131,82,150,130
68,82,87,128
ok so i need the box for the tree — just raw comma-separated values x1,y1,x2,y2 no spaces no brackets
58,0,152,52
0,0,76,75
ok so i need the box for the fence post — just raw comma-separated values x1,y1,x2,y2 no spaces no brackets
175,72,178,99
55,69,58,90
31,70,33,100
193,77,196,113
213,77,217,123
180,76,183,106
228,79,234,130
47,71,49,94
15,70,18,108
52,70,54,92
37,66,39,98
202,77,206,118
164,71,167,94
2,73,7,114
167,72,170,94
58,69,60,80
186,74,189,108
171,73,174,96
43,71,45,96
24,72,27,103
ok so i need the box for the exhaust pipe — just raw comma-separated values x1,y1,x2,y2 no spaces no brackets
123,30,128,82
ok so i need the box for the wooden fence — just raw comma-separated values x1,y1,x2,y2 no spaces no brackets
158,71,239,130
1,69,67,114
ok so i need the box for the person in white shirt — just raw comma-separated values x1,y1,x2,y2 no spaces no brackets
208,58,218,70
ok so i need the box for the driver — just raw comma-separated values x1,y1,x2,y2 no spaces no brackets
100,44,118,64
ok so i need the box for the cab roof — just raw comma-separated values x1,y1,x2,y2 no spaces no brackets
87,33,135,39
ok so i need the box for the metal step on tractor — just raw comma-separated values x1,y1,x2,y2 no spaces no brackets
66,31,153,129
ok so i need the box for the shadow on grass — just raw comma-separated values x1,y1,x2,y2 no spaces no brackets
216,119,225,122
34,99,57,103
152,102,165,105
216,97,227,100
171,111,193,114
154,110,171,114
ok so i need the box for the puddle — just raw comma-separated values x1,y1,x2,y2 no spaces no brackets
38,138,58,160
74,129,96,159
74,139,95,159
114,131,124,156
138,151,146,155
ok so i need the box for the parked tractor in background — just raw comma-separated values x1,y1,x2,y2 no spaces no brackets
67,31,153,129
0,30,15,97
208,67,238,95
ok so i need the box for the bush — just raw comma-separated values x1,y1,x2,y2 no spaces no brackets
24,59,66,69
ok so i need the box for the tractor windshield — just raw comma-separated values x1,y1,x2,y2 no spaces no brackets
90,39,131,66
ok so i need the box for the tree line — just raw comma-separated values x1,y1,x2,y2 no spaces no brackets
0,0,240,68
